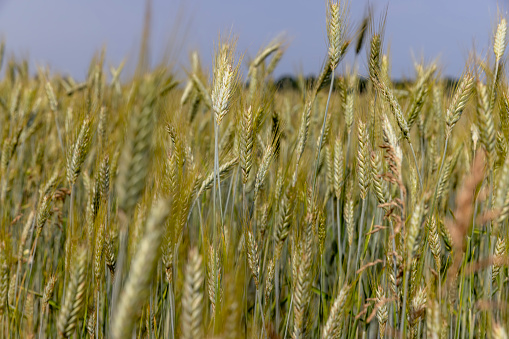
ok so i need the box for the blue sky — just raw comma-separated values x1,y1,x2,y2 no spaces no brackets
0,0,507,80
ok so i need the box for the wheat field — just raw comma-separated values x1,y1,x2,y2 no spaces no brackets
0,1,508,338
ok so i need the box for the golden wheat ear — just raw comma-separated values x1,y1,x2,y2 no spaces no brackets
110,201,170,339
211,37,241,126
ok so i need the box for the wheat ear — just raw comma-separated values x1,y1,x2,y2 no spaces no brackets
111,200,170,339
57,250,87,338
322,284,349,339
445,73,474,135
181,247,204,339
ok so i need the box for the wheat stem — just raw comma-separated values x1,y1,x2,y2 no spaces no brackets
355,198,368,273
408,142,423,191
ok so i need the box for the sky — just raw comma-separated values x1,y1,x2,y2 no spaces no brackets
0,0,507,81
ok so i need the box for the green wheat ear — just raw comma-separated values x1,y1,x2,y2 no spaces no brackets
476,80,496,165
446,72,474,134
116,94,156,213
67,117,92,187
57,249,87,338
322,284,349,338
